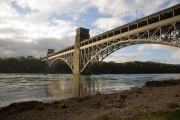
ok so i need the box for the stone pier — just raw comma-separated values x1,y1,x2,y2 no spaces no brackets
73,27,90,75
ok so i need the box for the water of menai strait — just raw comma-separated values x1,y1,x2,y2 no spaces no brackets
0,73,180,107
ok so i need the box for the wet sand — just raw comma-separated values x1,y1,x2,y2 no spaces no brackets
0,79,180,120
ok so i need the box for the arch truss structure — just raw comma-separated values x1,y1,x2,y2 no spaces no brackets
45,50,74,73
41,4,180,74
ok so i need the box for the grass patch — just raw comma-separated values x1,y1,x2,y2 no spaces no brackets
138,109,180,120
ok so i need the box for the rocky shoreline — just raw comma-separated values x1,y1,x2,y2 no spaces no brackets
145,79,180,87
0,79,180,120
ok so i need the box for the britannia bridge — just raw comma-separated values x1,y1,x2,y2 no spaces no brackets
41,4,180,75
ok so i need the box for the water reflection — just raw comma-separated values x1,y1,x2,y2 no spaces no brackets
45,75,99,98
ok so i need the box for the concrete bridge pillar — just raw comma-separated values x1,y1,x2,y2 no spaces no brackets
46,49,54,74
73,27,90,75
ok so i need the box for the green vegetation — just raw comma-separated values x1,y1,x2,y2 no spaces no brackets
138,109,180,120
55,62,72,73
97,109,180,120
0,56,180,74
92,61,180,74
0,56,45,73
56,61,180,74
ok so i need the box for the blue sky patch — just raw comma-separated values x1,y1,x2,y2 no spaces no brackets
10,1,37,15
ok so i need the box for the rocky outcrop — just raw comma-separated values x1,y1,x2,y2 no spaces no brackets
145,79,180,87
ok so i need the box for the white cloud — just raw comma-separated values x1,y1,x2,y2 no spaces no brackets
104,52,150,63
13,0,91,15
137,44,180,61
137,44,178,51
167,0,180,7
0,0,19,19
0,0,84,58
89,0,179,18
67,13,80,21
0,0,179,61
89,29,102,37
93,17,126,31
172,50,180,60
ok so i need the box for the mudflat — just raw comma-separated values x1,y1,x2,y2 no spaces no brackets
0,79,180,120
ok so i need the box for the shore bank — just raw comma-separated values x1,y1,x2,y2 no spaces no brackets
0,79,180,120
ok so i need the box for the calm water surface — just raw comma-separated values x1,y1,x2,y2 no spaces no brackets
0,73,180,107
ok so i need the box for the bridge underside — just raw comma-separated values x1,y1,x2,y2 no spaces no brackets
46,57,73,74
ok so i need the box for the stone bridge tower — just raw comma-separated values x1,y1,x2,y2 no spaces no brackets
73,27,90,75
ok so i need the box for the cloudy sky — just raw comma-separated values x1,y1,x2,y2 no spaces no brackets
0,0,180,64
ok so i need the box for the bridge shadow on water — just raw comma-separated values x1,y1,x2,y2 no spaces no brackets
45,75,100,98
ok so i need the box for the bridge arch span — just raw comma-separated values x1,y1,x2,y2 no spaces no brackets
49,57,73,73
80,39,180,72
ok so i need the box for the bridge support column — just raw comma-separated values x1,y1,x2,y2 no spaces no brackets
73,27,90,75
46,49,54,74
73,44,81,75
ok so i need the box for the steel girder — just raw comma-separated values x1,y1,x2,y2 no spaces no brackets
46,52,74,72
80,23,180,72
44,22,180,73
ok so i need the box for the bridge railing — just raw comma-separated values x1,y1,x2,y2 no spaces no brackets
41,45,74,60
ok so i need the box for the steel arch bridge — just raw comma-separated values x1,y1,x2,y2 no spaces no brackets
41,4,180,75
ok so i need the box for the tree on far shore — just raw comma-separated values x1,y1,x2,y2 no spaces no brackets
0,56,45,73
